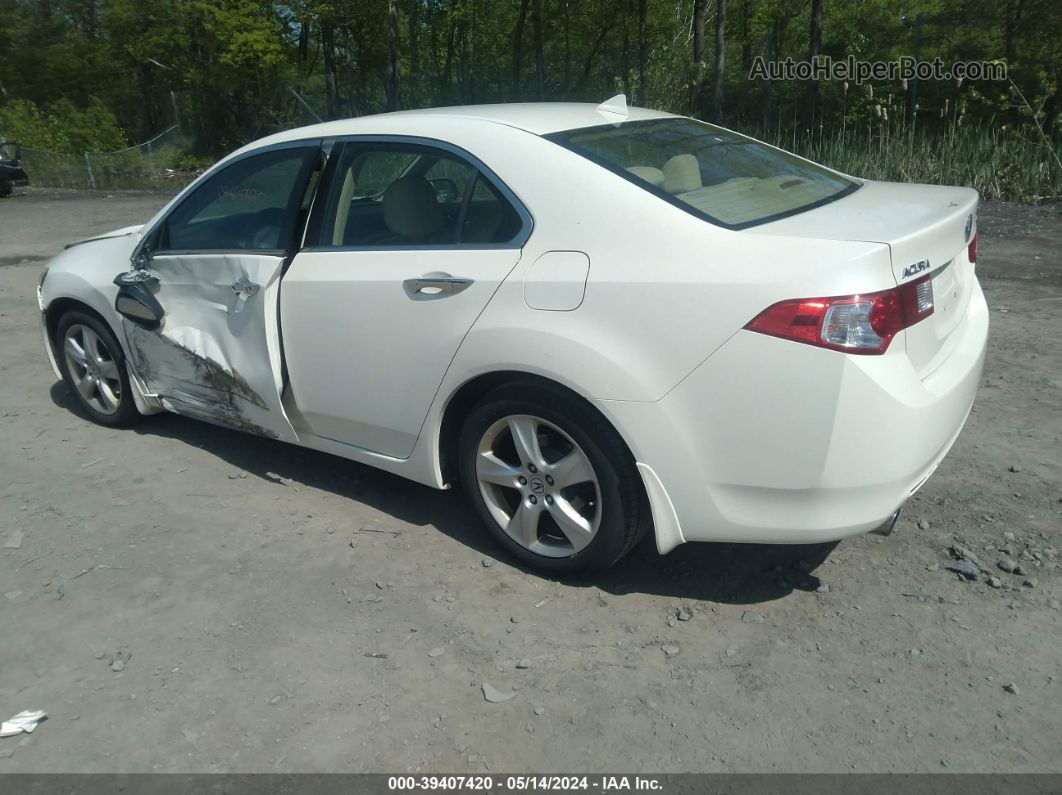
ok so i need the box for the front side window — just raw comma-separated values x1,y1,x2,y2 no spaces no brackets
160,147,316,252
546,118,858,229
320,143,523,248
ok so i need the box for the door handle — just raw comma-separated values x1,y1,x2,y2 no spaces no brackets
230,277,260,314
403,273,474,300
231,277,260,298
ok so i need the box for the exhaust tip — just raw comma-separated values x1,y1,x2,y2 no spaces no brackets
871,509,901,537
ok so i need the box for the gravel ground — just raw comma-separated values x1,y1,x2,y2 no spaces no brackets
0,187,1059,772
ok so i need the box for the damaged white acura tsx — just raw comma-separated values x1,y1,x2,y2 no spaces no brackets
38,96,988,575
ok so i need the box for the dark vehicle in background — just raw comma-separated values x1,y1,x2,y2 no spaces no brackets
0,141,29,197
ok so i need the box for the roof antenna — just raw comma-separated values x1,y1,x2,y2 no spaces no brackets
595,94,629,117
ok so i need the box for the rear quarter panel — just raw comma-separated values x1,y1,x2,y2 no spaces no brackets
434,129,894,405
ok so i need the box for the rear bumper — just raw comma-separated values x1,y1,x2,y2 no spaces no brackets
603,278,989,552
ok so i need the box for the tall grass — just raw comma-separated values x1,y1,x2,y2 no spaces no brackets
764,118,1062,203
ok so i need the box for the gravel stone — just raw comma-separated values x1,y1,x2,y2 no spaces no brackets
944,560,980,580
481,682,516,703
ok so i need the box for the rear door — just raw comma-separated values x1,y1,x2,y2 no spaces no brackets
124,142,321,440
280,138,531,458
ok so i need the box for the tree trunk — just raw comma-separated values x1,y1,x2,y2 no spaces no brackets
441,2,458,102
511,0,531,101
322,23,338,119
407,0,419,107
740,0,754,75
562,0,572,95
621,15,630,97
712,0,726,122
571,10,616,96
297,17,310,66
801,0,822,131
762,22,776,134
532,0,546,100
469,0,479,102
1003,0,1023,64
386,0,401,111
691,0,706,115
637,0,647,105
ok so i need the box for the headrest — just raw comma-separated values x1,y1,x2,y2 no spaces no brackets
662,154,702,194
626,166,665,187
383,176,445,238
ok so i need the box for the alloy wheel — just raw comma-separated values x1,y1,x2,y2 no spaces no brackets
475,414,601,557
63,323,123,416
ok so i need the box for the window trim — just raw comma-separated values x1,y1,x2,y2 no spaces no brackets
544,119,860,231
302,135,533,252
134,139,324,261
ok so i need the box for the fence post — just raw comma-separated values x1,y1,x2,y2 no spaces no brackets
84,152,97,191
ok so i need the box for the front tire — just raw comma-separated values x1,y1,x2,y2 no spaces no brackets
458,383,648,576
56,311,141,427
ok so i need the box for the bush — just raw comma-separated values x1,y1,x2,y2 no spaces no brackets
0,96,126,153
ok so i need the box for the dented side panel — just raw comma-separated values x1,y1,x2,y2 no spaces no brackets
123,252,296,441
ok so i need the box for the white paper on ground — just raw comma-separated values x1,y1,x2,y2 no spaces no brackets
0,710,46,737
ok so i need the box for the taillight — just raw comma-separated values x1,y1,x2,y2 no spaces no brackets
968,232,977,264
745,276,934,354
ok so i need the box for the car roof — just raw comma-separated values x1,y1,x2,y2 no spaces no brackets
252,102,677,148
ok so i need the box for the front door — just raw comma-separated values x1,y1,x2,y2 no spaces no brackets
123,143,321,441
280,139,530,458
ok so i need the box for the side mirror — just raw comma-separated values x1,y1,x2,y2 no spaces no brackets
113,272,164,330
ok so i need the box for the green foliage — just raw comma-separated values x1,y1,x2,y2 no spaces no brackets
0,96,127,153
0,0,1058,199
775,120,1062,203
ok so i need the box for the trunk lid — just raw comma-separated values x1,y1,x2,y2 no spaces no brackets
753,180,979,377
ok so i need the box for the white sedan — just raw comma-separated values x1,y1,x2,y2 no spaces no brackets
38,96,988,575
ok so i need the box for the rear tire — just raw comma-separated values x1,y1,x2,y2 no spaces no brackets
458,383,649,576
0,181,12,198
56,311,141,427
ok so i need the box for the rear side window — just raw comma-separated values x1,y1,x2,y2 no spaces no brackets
318,143,524,248
546,118,858,229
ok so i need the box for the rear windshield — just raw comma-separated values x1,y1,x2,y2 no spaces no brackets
546,117,858,229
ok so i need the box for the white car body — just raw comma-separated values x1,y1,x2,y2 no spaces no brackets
38,100,988,557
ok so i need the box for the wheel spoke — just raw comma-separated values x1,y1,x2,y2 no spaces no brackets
96,379,119,411
97,358,120,380
547,497,595,552
506,500,542,548
507,416,544,469
76,374,96,401
477,452,521,486
82,327,102,361
65,335,87,365
548,449,595,489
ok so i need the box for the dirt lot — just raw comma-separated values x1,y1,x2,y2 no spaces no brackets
0,187,1059,773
